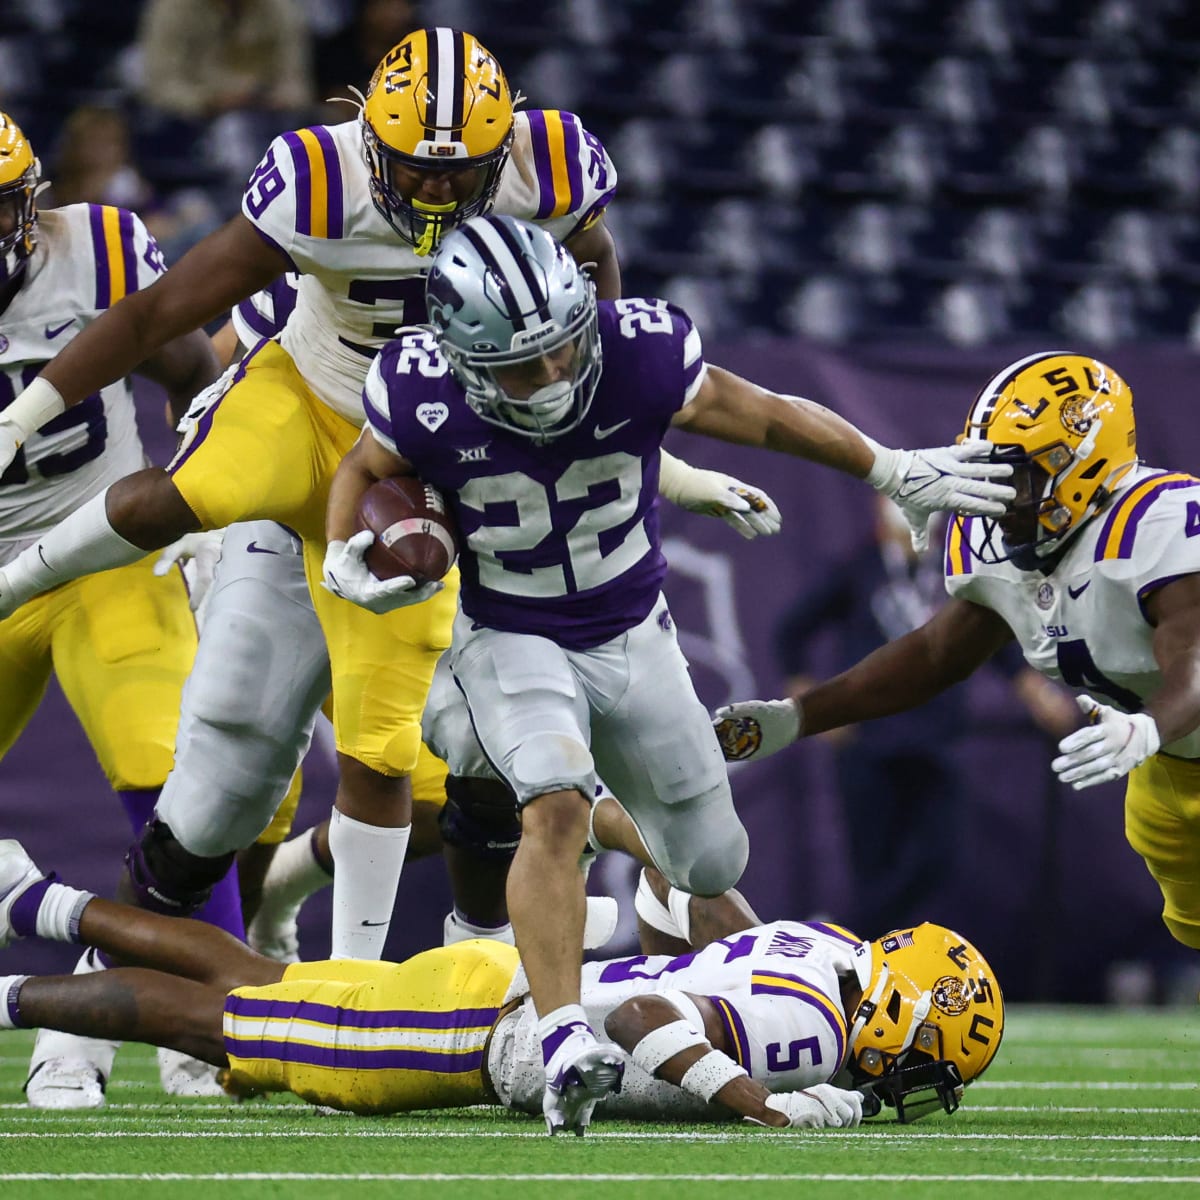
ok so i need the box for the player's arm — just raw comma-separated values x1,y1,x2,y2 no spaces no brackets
671,365,1014,549
326,428,414,545
715,598,1013,762
607,994,862,1129
564,216,620,301
0,217,286,464
134,328,224,426
1052,574,1200,789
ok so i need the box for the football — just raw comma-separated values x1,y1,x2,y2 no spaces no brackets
354,476,459,585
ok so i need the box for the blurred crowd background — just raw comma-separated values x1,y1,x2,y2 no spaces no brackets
2,0,1198,1005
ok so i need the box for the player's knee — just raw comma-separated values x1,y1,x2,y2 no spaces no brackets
107,468,197,546
658,820,749,898
124,819,234,916
509,733,594,806
438,776,521,862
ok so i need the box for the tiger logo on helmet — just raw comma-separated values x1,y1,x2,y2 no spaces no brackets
957,351,1139,570
845,922,1004,1123
361,27,514,256
0,112,40,286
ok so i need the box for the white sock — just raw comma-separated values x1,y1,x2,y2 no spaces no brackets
444,909,515,946
261,827,333,908
666,886,693,944
327,808,409,959
634,869,687,939
0,977,30,1029
2,491,144,605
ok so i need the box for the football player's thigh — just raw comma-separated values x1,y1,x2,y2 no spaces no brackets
159,522,331,854
168,341,329,535
448,618,595,803
303,541,458,776
50,558,197,790
1126,755,1200,948
0,592,54,759
587,598,745,894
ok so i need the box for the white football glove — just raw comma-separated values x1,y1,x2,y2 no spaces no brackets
1051,694,1160,790
153,530,226,614
867,441,1016,552
675,470,782,539
322,530,443,615
712,698,802,762
748,1085,864,1130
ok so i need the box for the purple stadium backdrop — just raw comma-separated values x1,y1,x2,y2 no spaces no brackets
2,339,1194,1002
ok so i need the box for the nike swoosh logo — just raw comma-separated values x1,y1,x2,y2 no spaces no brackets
44,320,73,339
593,419,631,440
1068,581,1091,599
246,542,280,555
359,919,389,927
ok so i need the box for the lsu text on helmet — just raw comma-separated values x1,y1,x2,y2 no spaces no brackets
425,214,602,442
959,351,1138,570
0,113,39,286
846,922,1004,1123
362,27,514,256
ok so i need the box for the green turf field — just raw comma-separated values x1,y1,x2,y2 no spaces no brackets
1,1007,1197,1199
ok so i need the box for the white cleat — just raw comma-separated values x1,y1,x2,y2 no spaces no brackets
24,1056,107,1110
0,839,44,949
157,1046,226,1097
542,1037,625,1137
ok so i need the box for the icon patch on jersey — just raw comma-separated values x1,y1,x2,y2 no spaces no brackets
1035,582,1055,610
417,402,449,432
457,445,490,463
44,320,74,339
1067,581,1091,599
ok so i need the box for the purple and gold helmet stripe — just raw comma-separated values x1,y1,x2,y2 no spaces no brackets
1096,473,1200,561
803,921,863,946
751,972,847,1066
282,129,344,240
709,995,751,1069
528,111,584,220
89,205,139,307
945,515,974,576
421,27,467,141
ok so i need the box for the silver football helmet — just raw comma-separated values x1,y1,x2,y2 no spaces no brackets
424,214,601,441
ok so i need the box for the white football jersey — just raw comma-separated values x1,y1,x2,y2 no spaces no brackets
241,111,616,422
946,464,1200,758
0,204,163,565
489,921,862,1120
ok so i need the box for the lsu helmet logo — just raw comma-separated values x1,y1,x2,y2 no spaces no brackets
1059,395,1097,437
931,975,972,1017
714,715,763,762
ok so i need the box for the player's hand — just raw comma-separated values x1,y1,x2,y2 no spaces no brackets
675,469,782,540
154,530,225,613
1051,694,1160,789
869,442,1015,552
749,1085,864,1130
0,420,21,477
712,698,802,761
322,531,443,615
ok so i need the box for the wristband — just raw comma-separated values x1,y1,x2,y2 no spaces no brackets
630,1020,706,1076
0,377,66,440
679,1049,749,1102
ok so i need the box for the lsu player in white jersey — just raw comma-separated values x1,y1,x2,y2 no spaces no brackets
0,834,1004,1131
0,28,631,965
715,351,1200,955
0,113,225,1105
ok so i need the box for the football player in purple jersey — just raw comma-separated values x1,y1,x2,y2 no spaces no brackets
320,214,1014,1135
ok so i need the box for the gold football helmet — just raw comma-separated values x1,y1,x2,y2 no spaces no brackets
0,112,39,284
959,351,1138,569
361,27,514,255
846,923,1004,1122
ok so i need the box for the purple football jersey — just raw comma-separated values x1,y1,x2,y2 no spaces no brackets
364,299,705,649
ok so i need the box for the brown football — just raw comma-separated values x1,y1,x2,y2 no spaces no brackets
353,476,459,585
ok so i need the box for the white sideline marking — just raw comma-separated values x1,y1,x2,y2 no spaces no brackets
4,1172,1200,1184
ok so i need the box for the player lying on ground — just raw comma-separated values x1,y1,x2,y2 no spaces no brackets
0,839,1003,1132
714,352,1200,953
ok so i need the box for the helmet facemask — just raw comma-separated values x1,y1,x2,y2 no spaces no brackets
0,165,38,287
